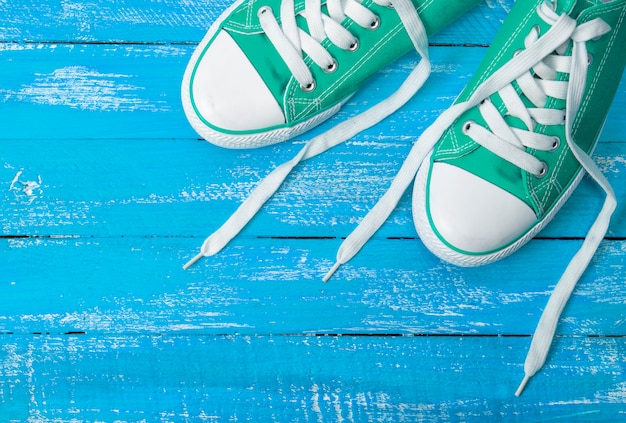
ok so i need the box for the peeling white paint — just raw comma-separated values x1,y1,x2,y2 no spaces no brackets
9,169,22,191
486,0,511,13
168,324,207,331
594,155,626,174
21,177,42,197
8,169,42,202
8,66,170,112
60,0,92,34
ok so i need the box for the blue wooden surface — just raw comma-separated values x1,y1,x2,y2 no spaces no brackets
1,0,625,421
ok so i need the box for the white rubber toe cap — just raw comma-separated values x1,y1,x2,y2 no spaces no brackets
427,162,537,254
190,30,285,131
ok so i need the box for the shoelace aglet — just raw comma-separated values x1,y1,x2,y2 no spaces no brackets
183,252,205,270
322,262,342,282
515,374,531,397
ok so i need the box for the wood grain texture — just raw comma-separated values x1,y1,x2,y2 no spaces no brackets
0,0,507,44
1,0,626,420
1,335,625,421
1,44,624,140
1,137,624,239
1,237,625,336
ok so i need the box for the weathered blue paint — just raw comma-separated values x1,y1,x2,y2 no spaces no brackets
1,0,625,421
1,335,625,421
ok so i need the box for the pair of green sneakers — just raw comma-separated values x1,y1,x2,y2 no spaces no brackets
182,0,626,395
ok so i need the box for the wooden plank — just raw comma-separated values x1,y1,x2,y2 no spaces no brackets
2,0,625,420
0,334,624,421
0,43,195,140
0,43,479,140
0,0,508,45
2,43,624,141
1,237,624,336
1,137,624,239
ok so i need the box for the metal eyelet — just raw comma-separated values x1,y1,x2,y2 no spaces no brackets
300,80,316,92
462,121,474,135
323,59,338,74
587,53,594,65
348,39,359,52
551,136,561,151
257,6,271,16
369,16,381,30
535,162,548,178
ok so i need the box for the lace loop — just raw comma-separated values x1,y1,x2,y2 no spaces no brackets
259,6,315,86
260,0,393,86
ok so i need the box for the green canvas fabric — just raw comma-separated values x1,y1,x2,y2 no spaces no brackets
428,0,626,222
187,0,482,136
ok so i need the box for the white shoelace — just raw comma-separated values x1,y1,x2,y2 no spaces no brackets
260,0,391,90
323,2,614,396
184,0,431,269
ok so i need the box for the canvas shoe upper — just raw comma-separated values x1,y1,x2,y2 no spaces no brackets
414,0,626,266
181,0,482,148
320,0,625,394
413,0,626,395
410,0,626,394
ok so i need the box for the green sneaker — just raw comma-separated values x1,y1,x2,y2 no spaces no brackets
321,0,625,395
181,0,482,148
410,0,626,394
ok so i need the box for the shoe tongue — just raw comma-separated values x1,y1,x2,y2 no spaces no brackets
554,0,577,14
